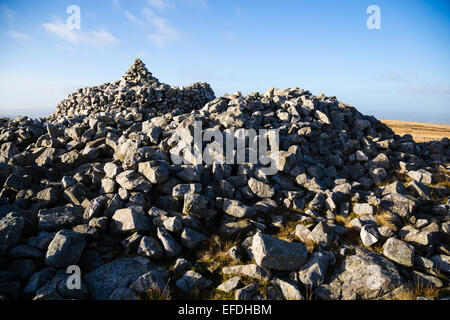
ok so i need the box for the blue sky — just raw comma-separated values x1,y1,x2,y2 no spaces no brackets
0,0,449,123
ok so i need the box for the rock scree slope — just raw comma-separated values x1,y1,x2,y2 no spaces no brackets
0,59,449,301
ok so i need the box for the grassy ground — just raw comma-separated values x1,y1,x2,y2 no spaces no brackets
382,120,450,143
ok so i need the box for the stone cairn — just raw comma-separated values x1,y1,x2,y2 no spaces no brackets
0,59,448,300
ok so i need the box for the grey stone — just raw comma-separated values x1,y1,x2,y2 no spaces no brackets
360,225,380,247
121,232,143,254
298,251,331,287
353,203,374,216
88,217,108,231
35,187,58,206
218,220,253,237
173,258,192,274
109,287,139,300
252,232,308,271
222,264,271,281
217,276,242,293
130,270,168,294
27,231,55,250
381,193,417,218
138,236,164,259
399,226,434,247
83,196,108,220
172,183,202,198
183,194,210,217
38,206,83,232
272,278,303,300
72,224,99,240
157,227,182,258
23,267,55,299
295,224,312,243
176,166,201,183
138,161,169,184
45,230,86,268
431,255,450,273
308,221,334,248
235,283,259,300
176,271,211,292
315,248,403,300
104,162,122,179
162,216,183,233
64,184,88,206
101,178,116,194
116,170,152,192
412,271,443,288
0,214,24,256
222,199,256,218
383,238,415,267
84,258,153,300
248,178,275,198
109,206,152,234
414,255,435,269
180,227,207,249
8,245,43,260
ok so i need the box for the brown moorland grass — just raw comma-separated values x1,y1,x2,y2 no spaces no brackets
382,120,450,143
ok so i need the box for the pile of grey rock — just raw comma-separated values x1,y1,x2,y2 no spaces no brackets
0,59,449,300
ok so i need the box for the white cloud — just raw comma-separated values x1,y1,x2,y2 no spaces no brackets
43,20,118,47
111,0,120,8
142,8,180,46
236,6,246,16
124,11,143,24
5,30,30,40
0,4,17,21
378,72,418,84
179,0,207,8
147,0,175,10
399,84,450,96
378,72,450,96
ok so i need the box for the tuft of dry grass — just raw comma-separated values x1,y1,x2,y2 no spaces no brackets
143,283,172,300
374,210,397,230
197,235,238,267
304,238,318,254
304,285,317,301
276,219,301,242
389,282,440,300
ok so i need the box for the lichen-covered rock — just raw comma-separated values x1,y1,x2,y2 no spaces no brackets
84,258,153,300
315,248,403,300
0,214,24,256
45,230,86,269
176,271,211,293
382,238,415,267
252,232,308,271
38,206,83,232
109,206,152,235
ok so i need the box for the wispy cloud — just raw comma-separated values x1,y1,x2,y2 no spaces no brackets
378,72,418,84
379,72,450,96
147,0,175,11
43,20,118,47
111,0,120,8
0,4,18,21
113,1,182,47
236,6,246,16
4,30,30,40
124,11,143,24
142,8,180,47
399,84,450,95
179,0,207,8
